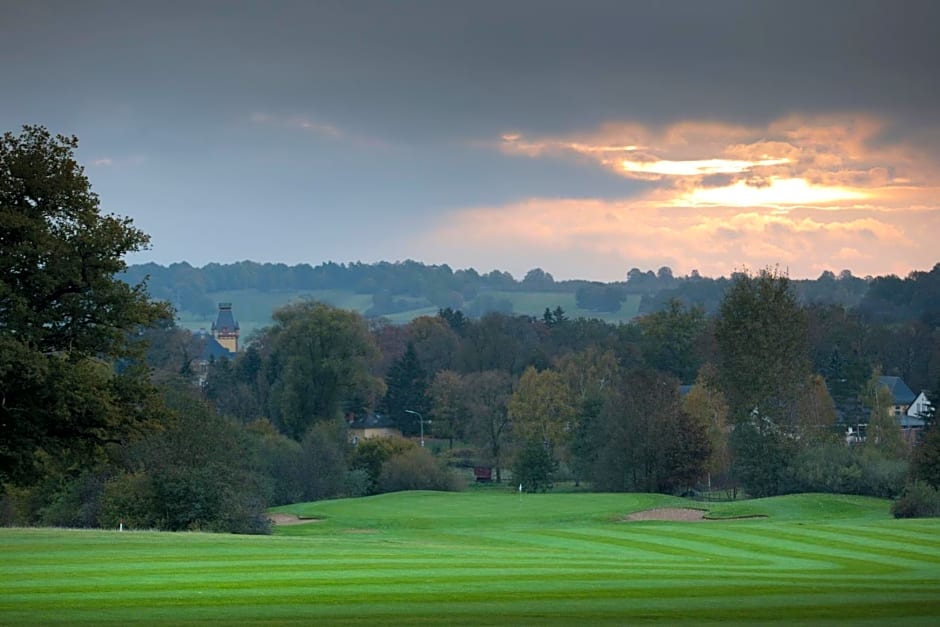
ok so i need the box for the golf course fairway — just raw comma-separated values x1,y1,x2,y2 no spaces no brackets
2,491,939,625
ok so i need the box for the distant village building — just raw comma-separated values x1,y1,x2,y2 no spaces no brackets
190,303,240,387
211,302,240,354
347,413,402,445
877,376,916,417
842,376,931,446
908,392,933,419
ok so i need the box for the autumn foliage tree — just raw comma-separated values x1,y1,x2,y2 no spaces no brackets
428,370,470,448
681,364,731,488
863,371,904,458
509,366,576,451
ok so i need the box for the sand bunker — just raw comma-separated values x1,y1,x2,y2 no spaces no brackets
624,508,708,522
267,513,320,526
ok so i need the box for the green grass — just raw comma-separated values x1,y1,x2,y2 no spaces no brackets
3,491,939,625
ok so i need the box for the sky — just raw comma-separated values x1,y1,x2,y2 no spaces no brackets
2,0,939,281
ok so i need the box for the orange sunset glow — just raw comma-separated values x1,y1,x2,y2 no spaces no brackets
419,115,939,280
677,178,868,207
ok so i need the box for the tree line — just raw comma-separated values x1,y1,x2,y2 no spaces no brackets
122,255,940,322
195,270,939,502
3,126,940,534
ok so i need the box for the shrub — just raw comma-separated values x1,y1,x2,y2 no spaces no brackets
377,448,464,493
789,442,856,494
0,483,44,526
2,461,109,527
300,420,350,501
246,419,306,507
105,391,273,534
351,437,417,494
38,470,107,528
98,471,159,530
343,469,372,498
856,447,907,498
788,443,907,498
892,481,940,518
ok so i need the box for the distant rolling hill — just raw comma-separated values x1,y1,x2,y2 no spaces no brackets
176,288,642,336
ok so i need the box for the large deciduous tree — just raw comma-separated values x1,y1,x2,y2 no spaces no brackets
458,312,546,376
715,268,811,424
263,301,382,440
587,368,709,493
428,369,515,481
715,268,812,496
0,126,170,486
637,298,706,383
509,366,576,451
428,370,470,448
681,363,731,488
553,348,620,483
464,370,513,482
407,315,460,375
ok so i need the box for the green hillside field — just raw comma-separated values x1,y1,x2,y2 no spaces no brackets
2,491,939,625
175,289,642,335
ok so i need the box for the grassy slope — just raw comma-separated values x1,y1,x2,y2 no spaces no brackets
486,291,642,323
175,289,643,333
3,492,939,625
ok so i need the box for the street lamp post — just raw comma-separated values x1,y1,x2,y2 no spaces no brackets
404,409,429,447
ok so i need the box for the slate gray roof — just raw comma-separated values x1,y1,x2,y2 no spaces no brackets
877,376,916,405
212,303,239,333
900,414,926,429
203,336,235,360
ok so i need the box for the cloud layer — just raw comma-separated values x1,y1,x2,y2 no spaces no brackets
420,115,939,280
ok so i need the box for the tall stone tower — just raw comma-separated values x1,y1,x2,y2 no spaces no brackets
211,302,239,354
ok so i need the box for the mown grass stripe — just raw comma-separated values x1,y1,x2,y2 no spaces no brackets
3,492,938,625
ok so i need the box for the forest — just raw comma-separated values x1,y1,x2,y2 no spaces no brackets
3,126,940,534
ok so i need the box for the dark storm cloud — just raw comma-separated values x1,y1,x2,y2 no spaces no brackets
1,1,937,279
3,0,938,140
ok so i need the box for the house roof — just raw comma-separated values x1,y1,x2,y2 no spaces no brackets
900,414,926,429
212,303,239,333
349,413,398,430
203,336,235,361
877,376,916,405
